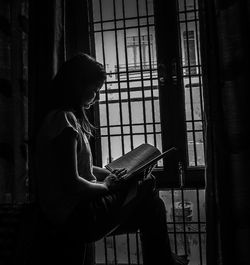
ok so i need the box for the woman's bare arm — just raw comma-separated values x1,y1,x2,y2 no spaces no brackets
51,128,109,199
50,127,128,200
93,166,110,181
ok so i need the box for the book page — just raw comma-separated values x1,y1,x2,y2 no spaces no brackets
105,144,161,177
105,144,177,181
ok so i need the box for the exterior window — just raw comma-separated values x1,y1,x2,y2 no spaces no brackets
88,1,206,264
89,0,162,166
89,0,205,174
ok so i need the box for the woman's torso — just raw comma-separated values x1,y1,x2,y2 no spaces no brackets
35,110,96,223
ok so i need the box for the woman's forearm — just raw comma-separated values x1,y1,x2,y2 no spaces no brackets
93,165,110,181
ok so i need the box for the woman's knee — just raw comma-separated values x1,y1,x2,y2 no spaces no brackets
137,174,156,197
137,195,167,234
148,195,166,216
136,193,167,225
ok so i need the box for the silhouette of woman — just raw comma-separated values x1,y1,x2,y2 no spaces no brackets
35,53,188,265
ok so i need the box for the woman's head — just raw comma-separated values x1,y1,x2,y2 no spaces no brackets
52,53,106,110
49,53,106,137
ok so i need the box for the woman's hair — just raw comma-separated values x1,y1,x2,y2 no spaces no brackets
47,53,106,137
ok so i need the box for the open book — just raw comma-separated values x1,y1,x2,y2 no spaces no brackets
105,143,177,181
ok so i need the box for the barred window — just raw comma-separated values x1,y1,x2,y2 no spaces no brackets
88,0,205,183
89,0,162,167
87,1,206,264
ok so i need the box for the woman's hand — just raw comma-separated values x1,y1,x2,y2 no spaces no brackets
93,166,110,181
104,168,127,191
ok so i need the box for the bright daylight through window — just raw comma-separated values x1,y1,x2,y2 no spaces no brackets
89,0,204,169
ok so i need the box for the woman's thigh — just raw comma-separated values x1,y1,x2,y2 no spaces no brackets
66,176,156,242
66,188,129,242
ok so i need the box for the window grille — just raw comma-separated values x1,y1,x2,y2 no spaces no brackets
89,0,205,169
177,0,205,167
89,0,162,166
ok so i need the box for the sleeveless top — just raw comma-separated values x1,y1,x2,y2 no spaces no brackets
35,110,96,224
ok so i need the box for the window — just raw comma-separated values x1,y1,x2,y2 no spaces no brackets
88,0,205,186
87,1,206,264
177,0,205,170
89,0,162,168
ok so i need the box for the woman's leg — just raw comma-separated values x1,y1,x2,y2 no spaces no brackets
112,184,175,265
135,195,174,265
66,176,175,264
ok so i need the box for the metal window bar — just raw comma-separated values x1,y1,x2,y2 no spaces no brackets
193,0,205,148
92,14,154,24
135,0,148,144
126,233,132,265
135,231,140,265
121,0,134,152
180,187,188,254
93,24,156,34
176,0,205,167
196,189,203,265
97,0,112,258
171,188,178,254
183,0,198,166
112,0,125,156
97,0,111,167
145,0,157,147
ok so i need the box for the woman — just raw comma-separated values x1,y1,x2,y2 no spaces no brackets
35,53,187,265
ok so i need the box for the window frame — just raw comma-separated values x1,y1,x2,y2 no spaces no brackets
154,0,205,188
87,0,205,189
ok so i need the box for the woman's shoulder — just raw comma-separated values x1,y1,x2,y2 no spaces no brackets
41,109,80,140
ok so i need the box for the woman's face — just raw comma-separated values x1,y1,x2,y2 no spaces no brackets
79,82,102,109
